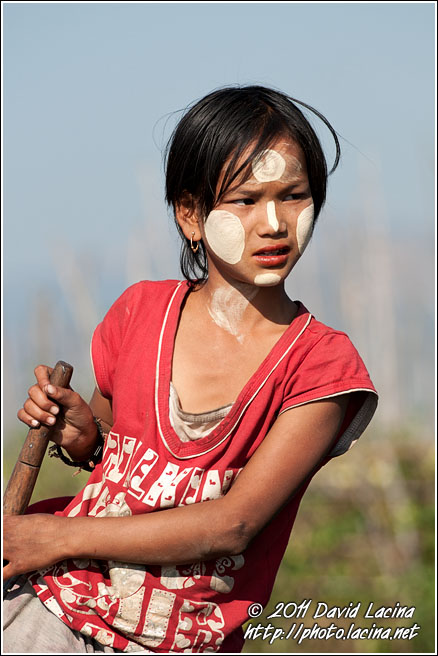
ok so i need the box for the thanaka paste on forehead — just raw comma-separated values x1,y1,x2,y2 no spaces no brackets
249,149,303,185
266,201,279,231
296,203,314,255
204,209,245,264
252,149,286,182
254,273,282,286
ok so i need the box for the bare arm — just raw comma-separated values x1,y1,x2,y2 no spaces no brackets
4,395,348,577
89,387,113,434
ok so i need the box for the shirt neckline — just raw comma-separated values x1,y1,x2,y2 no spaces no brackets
155,280,311,459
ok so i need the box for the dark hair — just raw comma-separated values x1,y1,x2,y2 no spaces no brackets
164,85,340,283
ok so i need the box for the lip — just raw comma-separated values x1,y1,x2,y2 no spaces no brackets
253,245,291,267
253,244,290,256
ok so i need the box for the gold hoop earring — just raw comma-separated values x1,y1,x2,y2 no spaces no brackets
190,231,199,253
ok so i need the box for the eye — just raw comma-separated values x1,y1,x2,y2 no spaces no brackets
283,193,304,201
231,198,255,206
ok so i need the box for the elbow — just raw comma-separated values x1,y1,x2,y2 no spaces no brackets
209,514,255,558
196,499,259,560
227,519,253,555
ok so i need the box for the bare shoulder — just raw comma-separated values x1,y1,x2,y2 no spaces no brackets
246,395,349,477
223,395,350,542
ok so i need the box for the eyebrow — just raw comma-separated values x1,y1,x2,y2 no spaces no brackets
225,180,308,196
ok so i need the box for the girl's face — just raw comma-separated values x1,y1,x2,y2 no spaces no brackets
199,138,314,287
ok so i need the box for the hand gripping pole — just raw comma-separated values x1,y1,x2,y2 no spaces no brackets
3,361,74,516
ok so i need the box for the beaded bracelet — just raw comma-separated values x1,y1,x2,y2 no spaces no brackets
48,416,107,474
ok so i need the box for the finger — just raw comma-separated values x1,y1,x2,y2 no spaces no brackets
42,385,81,411
17,407,42,429
27,385,60,419
23,397,58,426
28,384,59,414
34,365,54,391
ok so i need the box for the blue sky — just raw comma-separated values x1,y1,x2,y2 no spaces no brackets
4,3,434,286
2,2,436,429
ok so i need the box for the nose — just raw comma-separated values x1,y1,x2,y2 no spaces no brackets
257,201,286,235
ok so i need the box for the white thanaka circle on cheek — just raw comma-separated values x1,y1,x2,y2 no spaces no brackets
204,209,245,264
252,150,286,182
296,203,314,255
266,201,279,231
254,273,282,286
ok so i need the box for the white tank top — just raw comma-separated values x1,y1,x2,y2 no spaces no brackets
169,382,233,442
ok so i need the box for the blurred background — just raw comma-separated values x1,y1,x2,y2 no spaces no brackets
2,2,435,653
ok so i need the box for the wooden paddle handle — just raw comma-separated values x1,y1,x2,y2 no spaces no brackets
3,361,74,516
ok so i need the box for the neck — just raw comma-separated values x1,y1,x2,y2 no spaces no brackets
193,270,296,342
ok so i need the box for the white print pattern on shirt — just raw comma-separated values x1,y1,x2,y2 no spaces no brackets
127,447,161,500
111,585,146,639
171,598,225,652
43,433,242,648
160,555,245,595
32,575,87,628
179,467,204,504
47,561,94,603
35,589,66,620
38,553,149,640
81,623,116,647
46,539,144,627
210,555,245,593
201,469,234,501
49,561,116,618
81,619,152,652
160,562,204,590
141,588,176,648
108,561,146,599
87,485,112,517
92,491,132,518
95,433,241,511
67,480,105,517
103,433,138,485
144,463,194,507
77,486,149,632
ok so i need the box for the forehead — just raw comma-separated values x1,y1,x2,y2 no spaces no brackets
252,143,304,181
230,138,307,187
255,139,305,163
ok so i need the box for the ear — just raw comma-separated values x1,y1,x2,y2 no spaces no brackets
175,192,203,241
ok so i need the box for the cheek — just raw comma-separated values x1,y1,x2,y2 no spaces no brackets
204,210,245,264
296,203,314,255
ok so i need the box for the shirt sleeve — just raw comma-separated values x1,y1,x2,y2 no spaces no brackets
90,285,137,399
279,331,378,457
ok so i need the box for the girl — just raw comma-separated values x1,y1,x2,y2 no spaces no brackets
3,85,378,653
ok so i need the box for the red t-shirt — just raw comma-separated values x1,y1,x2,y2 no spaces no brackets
29,280,378,652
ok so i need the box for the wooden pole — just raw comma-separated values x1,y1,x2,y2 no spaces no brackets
3,361,73,516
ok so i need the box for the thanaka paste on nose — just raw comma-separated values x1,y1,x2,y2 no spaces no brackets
266,201,279,231
204,209,245,264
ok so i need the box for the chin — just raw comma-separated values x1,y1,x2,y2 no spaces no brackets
253,273,283,286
